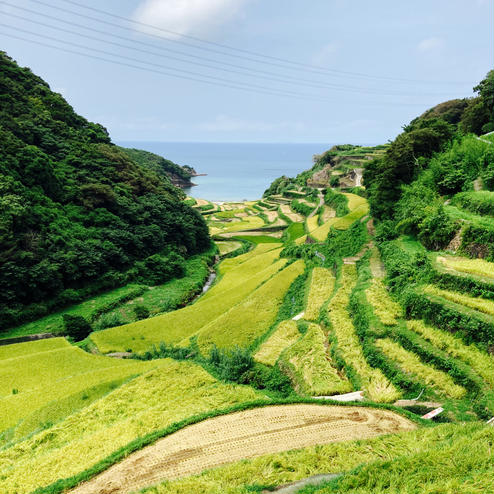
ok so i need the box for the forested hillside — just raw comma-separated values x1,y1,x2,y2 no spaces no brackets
0,52,210,330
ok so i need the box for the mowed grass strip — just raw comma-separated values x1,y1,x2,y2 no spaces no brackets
328,265,400,403
91,258,287,353
203,247,282,300
365,278,402,326
254,320,300,366
423,285,494,316
305,268,335,321
0,337,69,360
194,260,305,352
142,423,486,494
407,319,494,387
375,338,466,399
0,360,263,494
280,323,352,396
436,255,494,281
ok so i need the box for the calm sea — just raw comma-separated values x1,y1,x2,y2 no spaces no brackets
117,142,332,201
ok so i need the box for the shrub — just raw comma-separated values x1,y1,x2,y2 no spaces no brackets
133,305,150,320
324,189,349,216
62,314,92,341
94,312,126,330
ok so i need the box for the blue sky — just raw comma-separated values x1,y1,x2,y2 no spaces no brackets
0,0,492,143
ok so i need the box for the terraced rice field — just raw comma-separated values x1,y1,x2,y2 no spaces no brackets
435,255,494,281
0,361,263,494
375,338,466,399
305,268,335,321
423,285,494,316
216,241,242,255
280,204,304,222
69,405,415,494
327,265,400,402
279,324,351,396
254,320,300,366
366,278,402,326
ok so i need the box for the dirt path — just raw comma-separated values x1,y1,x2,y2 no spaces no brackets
308,191,324,218
70,404,415,494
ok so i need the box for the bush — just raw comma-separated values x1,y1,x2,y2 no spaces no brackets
94,312,126,330
133,305,150,320
324,189,349,216
62,314,92,341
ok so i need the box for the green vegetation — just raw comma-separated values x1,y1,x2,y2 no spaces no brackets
279,323,351,396
254,320,300,366
0,52,210,332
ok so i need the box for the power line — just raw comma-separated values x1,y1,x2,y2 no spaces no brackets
0,30,435,108
31,0,469,86
0,7,457,98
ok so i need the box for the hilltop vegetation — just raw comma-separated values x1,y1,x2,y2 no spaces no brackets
0,52,210,331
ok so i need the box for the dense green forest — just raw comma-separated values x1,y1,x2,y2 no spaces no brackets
118,146,197,188
0,52,210,330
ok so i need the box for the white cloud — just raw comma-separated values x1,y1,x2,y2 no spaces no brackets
311,42,339,66
417,37,445,54
132,0,250,38
198,114,305,133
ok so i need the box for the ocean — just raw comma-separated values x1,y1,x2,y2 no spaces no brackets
117,142,332,201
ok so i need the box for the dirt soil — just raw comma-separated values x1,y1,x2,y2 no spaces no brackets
69,404,415,494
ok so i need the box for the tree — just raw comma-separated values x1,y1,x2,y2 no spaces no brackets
62,314,92,341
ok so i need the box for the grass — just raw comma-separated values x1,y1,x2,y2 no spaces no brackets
1,283,145,339
0,360,263,494
435,254,494,281
216,241,243,255
300,425,493,494
342,193,367,211
284,222,306,243
327,265,400,403
91,257,288,353
93,256,211,328
279,323,352,396
143,423,489,494
444,204,493,229
193,260,305,352
254,320,300,366
333,203,369,230
305,268,335,321
365,279,402,326
375,338,466,399
407,319,494,387
0,341,161,437
423,285,494,316
203,247,283,300
0,337,70,360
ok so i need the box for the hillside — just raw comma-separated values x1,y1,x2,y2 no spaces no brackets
117,146,198,189
0,52,210,331
0,62,493,494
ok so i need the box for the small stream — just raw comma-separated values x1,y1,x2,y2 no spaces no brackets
201,271,217,294
354,168,363,187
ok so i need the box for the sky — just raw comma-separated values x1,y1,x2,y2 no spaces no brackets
0,0,492,143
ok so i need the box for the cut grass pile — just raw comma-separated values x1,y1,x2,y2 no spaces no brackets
254,320,300,366
0,336,69,360
327,265,399,402
375,338,466,399
305,268,335,321
216,241,242,255
194,260,305,352
144,423,488,494
436,254,494,281
365,279,402,326
0,360,263,494
92,257,287,353
279,323,351,396
407,319,494,387
423,285,494,316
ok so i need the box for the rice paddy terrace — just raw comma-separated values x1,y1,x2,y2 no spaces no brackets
1,185,493,494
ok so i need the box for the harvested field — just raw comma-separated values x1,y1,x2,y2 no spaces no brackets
69,404,415,494
280,204,304,222
265,210,279,222
320,205,336,222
